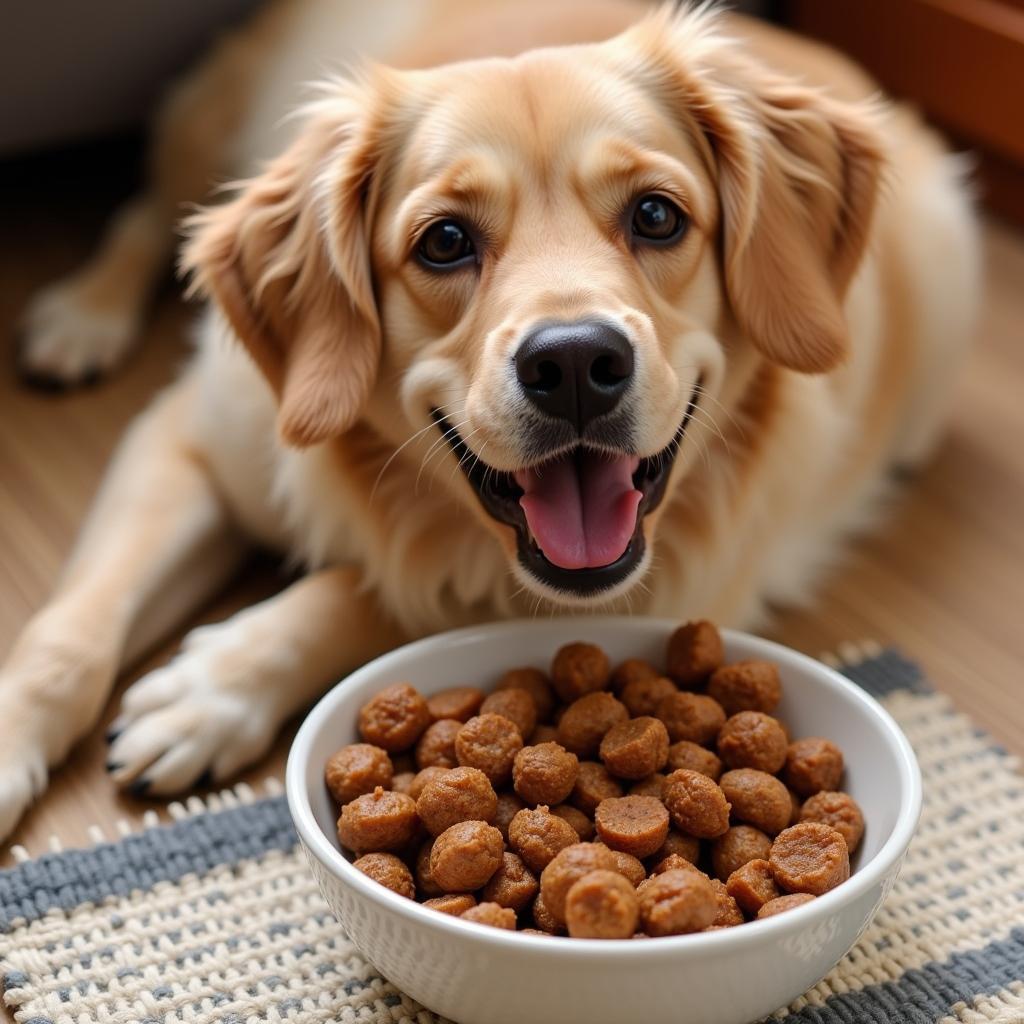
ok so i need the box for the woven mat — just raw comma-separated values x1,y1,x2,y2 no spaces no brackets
2,646,1024,1024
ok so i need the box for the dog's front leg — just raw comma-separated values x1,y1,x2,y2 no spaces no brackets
106,566,406,795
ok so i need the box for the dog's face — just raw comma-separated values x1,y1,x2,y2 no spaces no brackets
185,7,882,606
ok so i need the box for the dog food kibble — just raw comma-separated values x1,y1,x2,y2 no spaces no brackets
770,822,850,896
337,787,418,854
666,740,723,780
663,769,731,838
784,738,844,796
482,851,539,911
717,712,788,774
639,868,718,936
325,743,394,805
557,693,628,757
726,858,780,915
799,791,865,852
480,688,538,740
352,852,415,898
620,676,677,718
455,713,523,785
711,825,774,881
426,686,485,723
496,668,556,723
571,761,624,815
552,803,595,841
461,902,517,929
594,796,670,859
564,870,639,938
513,742,579,805
656,692,726,746
358,684,431,752
540,842,618,923
551,642,611,702
666,620,724,687
600,717,670,779
508,806,579,873
707,661,782,716
757,893,816,918
720,768,792,835
415,719,462,769
328,623,861,937
430,820,504,891
416,765,496,836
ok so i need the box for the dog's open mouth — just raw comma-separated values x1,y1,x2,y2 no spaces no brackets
433,384,700,596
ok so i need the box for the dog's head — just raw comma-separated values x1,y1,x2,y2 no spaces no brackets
184,5,884,606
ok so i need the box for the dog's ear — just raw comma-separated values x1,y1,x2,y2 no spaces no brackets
182,82,386,446
637,9,886,372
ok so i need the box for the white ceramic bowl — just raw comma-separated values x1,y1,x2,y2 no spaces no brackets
287,618,921,1024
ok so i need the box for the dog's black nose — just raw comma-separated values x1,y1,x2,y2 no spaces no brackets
515,320,634,432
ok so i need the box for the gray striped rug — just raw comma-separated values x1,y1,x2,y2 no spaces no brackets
1,645,1023,1024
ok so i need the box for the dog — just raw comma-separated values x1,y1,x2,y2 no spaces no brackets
1,0,978,841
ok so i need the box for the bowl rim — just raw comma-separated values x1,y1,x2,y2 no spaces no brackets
286,617,922,957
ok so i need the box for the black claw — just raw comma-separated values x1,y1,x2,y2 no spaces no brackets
129,777,151,798
195,769,213,790
105,760,123,773
105,727,122,744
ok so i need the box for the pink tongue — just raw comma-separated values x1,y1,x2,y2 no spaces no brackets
515,452,642,570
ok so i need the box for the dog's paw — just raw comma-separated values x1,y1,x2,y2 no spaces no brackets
18,279,139,389
107,624,281,795
0,741,48,842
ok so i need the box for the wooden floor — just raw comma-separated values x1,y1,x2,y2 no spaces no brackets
1,138,1023,879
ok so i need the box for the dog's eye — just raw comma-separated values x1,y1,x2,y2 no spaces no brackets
631,194,687,245
417,219,476,268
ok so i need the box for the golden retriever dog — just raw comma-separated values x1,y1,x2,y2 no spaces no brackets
2,0,977,839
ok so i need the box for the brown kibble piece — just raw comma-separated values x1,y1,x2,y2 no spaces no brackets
770,822,851,896
427,686,485,723
708,661,782,716
720,769,792,835
784,738,845,797
352,853,415,899
482,851,539,912
531,892,563,934
481,688,538,740
423,893,477,916
415,840,443,897
709,878,744,927
629,774,666,799
611,658,661,694
606,848,647,887
648,829,701,868
513,742,579,806
620,676,677,718
415,719,462,769
656,692,726,746
508,806,579,873
571,761,624,815
551,642,611,702
651,853,703,876
461,902,517,929
358,684,431,752
391,771,416,795
666,620,724,687
557,693,628,757
539,842,618,923
600,717,670,780
337,788,418,854
455,714,524,785
493,792,526,842
430,820,504,891
595,796,670,859
408,766,450,801
565,870,639,938
711,825,774,882
416,765,497,836
325,744,393,806
530,724,560,745
726,858,780,915
800,791,865,853
667,741,723,780
717,712,788,774
663,769,731,838
551,803,595,841
496,668,556,723
757,893,817,918
638,868,717,936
